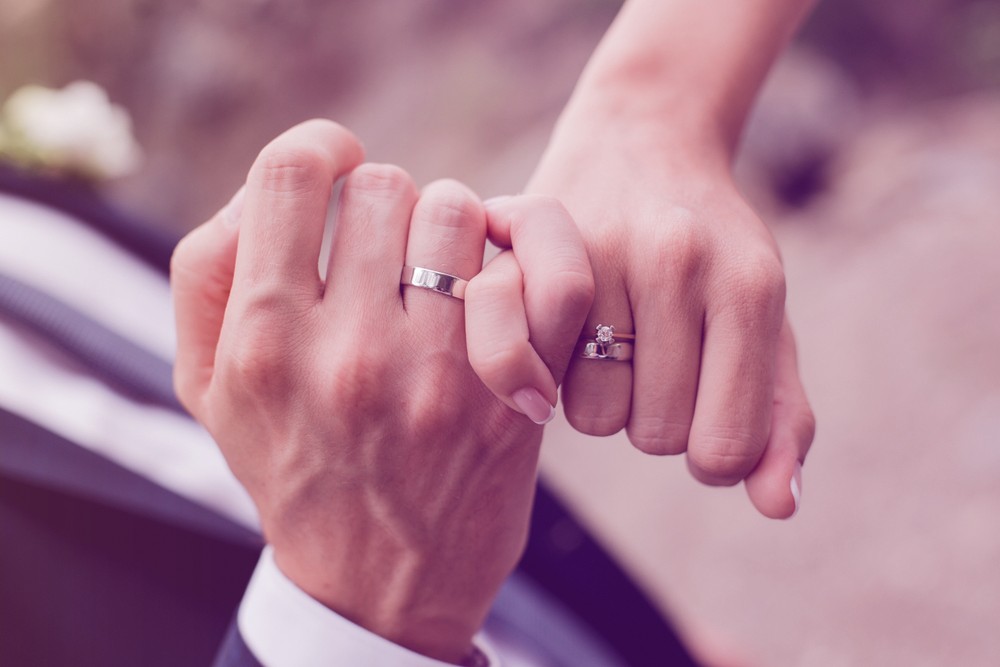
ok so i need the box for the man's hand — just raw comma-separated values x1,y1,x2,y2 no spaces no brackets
170,120,592,663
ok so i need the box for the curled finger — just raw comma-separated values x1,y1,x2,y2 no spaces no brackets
171,187,244,417
484,195,594,384
744,316,816,519
465,251,557,425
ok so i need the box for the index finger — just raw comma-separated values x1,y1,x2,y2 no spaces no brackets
233,119,364,303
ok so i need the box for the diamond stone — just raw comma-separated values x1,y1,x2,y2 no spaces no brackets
595,324,615,344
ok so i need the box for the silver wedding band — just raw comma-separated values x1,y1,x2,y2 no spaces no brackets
400,265,468,300
578,324,635,362
578,340,634,361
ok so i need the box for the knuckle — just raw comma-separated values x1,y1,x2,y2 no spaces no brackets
420,179,483,227
326,352,390,409
346,163,415,199
221,333,293,396
652,215,709,286
627,417,691,456
564,410,625,437
729,254,786,312
688,427,765,483
218,298,312,394
402,355,471,433
392,349,474,442
170,229,231,297
563,387,627,436
241,278,316,318
254,143,330,196
466,267,511,303
564,263,597,301
548,266,596,320
586,223,630,266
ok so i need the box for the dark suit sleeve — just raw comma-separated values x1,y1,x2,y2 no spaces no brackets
213,617,264,667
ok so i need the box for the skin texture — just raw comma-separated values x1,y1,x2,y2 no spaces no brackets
167,1,820,658
527,0,818,519
171,120,593,662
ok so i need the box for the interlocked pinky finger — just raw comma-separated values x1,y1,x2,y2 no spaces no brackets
465,251,557,425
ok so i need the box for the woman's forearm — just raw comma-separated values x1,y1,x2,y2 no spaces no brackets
567,0,816,159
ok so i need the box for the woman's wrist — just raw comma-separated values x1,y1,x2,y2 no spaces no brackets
544,81,737,186
573,88,731,162
580,57,735,147
559,0,816,166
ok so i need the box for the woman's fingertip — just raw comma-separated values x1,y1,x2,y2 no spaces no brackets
512,387,556,425
789,461,803,518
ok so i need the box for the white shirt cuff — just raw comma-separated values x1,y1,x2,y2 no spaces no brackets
238,546,500,667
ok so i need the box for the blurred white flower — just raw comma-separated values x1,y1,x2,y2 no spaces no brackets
0,81,142,180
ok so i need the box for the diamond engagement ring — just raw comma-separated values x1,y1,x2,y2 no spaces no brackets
400,265,469,300
578,324,635,361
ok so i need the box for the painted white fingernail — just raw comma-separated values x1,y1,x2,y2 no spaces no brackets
483,195,513,209
790,461,803,517
512,388,555,425
220,187,246,228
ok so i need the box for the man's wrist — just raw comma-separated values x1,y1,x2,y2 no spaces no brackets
271,541,487,664
241,546,500,667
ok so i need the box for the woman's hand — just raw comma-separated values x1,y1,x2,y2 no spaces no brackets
170,120,592,663
527,103,815,519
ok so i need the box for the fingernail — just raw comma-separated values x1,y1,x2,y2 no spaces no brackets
512,388,555,425
483,195,513,209
220,187,246,228
790,461,803,517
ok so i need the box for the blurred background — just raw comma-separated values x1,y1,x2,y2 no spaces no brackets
2,1,999,665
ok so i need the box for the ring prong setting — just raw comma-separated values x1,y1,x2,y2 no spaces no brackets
595,324,615,345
